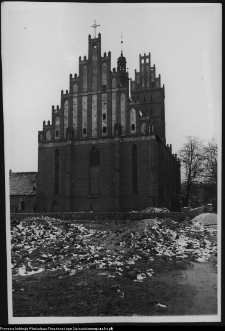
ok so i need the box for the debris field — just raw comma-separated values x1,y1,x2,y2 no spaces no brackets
11,216,217,279
11,214,217,316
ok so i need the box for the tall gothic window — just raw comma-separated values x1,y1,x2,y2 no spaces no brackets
89,147,100,195
132,144,138,194
55,149,59,194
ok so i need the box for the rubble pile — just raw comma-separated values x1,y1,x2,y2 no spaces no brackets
129,207,170,213
100,218,217,262
192,213,217,225
11,216,217,281
140,207,170,213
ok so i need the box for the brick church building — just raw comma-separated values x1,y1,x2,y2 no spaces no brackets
36,30,181,213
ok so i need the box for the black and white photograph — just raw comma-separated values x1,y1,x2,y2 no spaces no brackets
2,2,221,324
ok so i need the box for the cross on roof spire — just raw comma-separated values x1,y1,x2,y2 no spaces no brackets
91,20,100,38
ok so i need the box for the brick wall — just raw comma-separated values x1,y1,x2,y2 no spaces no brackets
10,195,36,213
36,136,181,212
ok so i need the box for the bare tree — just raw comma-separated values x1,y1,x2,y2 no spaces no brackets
201,138,218,210
178,136,204,205
202,138,218,185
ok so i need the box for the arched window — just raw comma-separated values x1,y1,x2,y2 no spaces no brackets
142,74,145,87
92,49,97,91
54,149,59,194
82,96,87,137
112,78,117,88
73,97,78,135
55,116,60,139
46,130,51,141
83,66,87,92
114,123,121,136
151,72,154,82
102,93,107,135
121,93,125,134
132,144,138,194
149,124,154,134
73,83,78,93
130,107,136,133
112,92,116,135
51,200,60,212
64,100,69,138
64,100,68,109
137,74,139,85
89,147,100,196
102,63,107,89
141,122,146,134
90,146,100,166
146,66,150,87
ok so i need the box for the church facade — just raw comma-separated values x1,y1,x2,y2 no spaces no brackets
36,32,181,212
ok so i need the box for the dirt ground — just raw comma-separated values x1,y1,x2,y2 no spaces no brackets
12,257,217,317
11,216,218,317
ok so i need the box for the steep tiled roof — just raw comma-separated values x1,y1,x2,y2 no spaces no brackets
9,172,37,195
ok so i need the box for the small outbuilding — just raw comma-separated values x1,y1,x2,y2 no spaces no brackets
9,171,37,213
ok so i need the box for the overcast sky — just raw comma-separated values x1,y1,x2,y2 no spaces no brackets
2,2,221,173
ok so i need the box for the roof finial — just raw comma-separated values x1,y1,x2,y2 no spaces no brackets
91,20,100,38
121,32,123,56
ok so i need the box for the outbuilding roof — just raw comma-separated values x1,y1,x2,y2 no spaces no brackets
9,172,37,195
